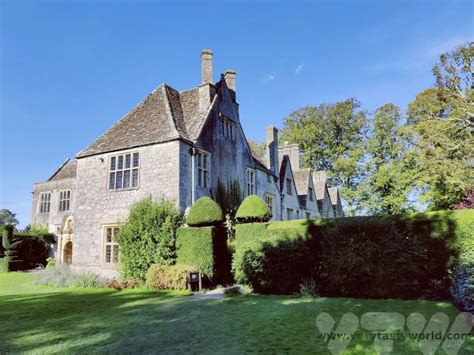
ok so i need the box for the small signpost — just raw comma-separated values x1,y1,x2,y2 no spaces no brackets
187,271,202,292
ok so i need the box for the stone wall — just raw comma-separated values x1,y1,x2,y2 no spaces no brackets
73,141,181,277
32,177,76,233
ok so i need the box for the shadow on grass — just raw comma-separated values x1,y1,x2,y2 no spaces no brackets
1,288,472,354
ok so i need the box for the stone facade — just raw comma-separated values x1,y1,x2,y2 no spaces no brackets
32,49,342,277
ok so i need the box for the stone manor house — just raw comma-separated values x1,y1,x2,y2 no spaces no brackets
32,50,343,276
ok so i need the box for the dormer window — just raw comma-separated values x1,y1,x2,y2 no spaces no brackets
222,117,235,140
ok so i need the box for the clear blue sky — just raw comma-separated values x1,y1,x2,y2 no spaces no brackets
1,0,472,227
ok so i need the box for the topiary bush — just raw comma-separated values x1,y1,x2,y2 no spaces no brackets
235,195,272,222
117,198,183,280
146,264,195,290
186,196,224,226
176,226,231,283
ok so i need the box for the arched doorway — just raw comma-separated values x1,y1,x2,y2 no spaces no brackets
63,242,73,265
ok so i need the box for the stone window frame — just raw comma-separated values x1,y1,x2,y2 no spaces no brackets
286,178,292,195
39,191,51,213
102,225,120,268
108,151,140,191
264,193,273,215
221,116,235,140
197,151,210,188
58,189,71,212
246,168,256,196
305,212,311,219
308,187,314,201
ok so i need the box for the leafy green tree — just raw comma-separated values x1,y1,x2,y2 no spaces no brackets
247,139,266,162
281,98,368,215
117,199,182,280
406,42,473,209
360,103,420,214
0,209,19,227
215,179,243,217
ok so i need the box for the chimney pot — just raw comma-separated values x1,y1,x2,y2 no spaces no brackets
201,49,213,84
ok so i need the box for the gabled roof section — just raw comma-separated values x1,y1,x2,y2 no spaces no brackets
77,85,180,158
48,159,77,181
293,169,311,196
328,187,340,205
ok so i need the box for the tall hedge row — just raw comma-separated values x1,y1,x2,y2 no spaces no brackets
232,210,473,303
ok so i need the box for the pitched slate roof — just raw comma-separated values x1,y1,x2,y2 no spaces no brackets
313,181,327,200
48,159,77,181
76,84,207,158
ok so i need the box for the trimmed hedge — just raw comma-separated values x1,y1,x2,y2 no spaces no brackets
176,226,231,283
186,197,224,226
235,195,272,222
233,210,474,300
1,225,52,271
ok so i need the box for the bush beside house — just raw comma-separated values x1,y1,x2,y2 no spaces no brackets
118,199,182,280
233,209,473,302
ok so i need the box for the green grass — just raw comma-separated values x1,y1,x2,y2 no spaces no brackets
1,272,472,353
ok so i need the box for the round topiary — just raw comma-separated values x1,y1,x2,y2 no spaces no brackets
235,195,272,222
186,196,224,226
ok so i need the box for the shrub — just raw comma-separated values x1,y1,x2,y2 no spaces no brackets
34,266,109,288
176,226,231,283
146,264,195,290
118,198,182,280
451,261,474,312
235,195,271,222
34,265,76,287
186,197,224,226
72,272,101,288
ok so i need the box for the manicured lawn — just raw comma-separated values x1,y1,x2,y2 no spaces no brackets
0,272,472,354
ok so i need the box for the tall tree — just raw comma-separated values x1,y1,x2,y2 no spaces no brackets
0,209,19,227
360,103,420,214
281,98,367,215
406,42,474,209
247,139,266,162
